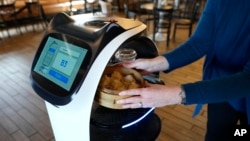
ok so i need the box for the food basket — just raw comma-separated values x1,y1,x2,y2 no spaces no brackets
95,66,145,109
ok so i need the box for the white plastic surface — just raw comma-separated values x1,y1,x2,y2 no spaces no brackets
45,21,146,141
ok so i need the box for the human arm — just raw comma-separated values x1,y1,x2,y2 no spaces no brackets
164,0,216,71
183,63,250,104
118,53,250,109
122,56,169,74
117,0,250,108
116,82,183,108
115,1,215,107
116,59,250,108
123,0,215,73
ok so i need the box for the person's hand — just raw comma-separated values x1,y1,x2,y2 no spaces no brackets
116,82,182,109
121,56,169,74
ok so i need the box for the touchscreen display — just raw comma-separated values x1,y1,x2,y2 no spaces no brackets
34,36,88,91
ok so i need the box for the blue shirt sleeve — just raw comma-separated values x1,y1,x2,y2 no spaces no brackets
163,0,216,71
183,61,250,104
162,0,250,104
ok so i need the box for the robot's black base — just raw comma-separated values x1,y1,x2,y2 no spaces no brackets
90,113,161,141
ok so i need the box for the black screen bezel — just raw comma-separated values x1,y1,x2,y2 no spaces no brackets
31,32,92,97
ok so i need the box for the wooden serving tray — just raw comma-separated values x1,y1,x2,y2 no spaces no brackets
95,66,144,109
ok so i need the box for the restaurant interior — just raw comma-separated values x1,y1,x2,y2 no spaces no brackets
1,0,208,141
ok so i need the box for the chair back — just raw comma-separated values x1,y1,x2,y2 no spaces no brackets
0,3,16,22
137,0,154,15
153,0,174,47
0,1,22,37
172,0,201,40
84,0,100,13
181,0,200,19
153,0,174,25
190,1,200,23
99,0,112,16
124,3,137,20
25,2,44,18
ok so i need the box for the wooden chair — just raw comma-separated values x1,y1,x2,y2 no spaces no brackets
83,0,100,14
137,0,154,34
109,0,121,12
98,0,113,16
0,2,22,38
123,2,137,20
12,1,48,32
152,1,174,47
172,0,201,41
24,1,48,31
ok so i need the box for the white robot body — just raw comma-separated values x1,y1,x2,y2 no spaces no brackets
31,13,160,141
46,21,146,141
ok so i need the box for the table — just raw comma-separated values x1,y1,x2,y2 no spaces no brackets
140,2,174,42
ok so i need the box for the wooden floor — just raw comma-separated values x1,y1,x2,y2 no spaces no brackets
0,17,207,141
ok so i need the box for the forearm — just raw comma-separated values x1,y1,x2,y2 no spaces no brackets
149,56,169,72
182,71,250,104
163,36,209,72
122,56,169,73
163,7,215,71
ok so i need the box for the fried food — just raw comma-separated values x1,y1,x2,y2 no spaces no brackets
99,67,143,91
99,75,111,88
